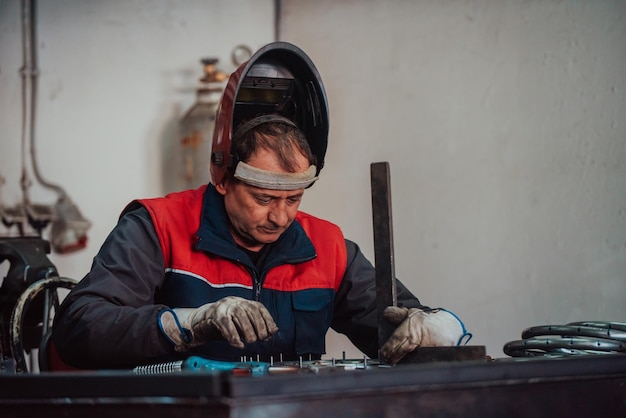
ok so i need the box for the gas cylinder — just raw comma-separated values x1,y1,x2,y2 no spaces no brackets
177,58,228,190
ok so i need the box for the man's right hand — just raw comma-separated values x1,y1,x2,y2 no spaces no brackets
160,296,279,351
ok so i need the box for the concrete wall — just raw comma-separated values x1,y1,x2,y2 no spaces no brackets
281,0,626,357
1,0,625,358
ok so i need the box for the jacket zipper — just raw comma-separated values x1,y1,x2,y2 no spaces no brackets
249,268,262,301
247,254,316,302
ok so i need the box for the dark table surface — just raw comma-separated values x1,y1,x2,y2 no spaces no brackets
2,354,626,417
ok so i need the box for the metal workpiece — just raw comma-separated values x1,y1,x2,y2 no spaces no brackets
370,162,398,354
399,345,487,363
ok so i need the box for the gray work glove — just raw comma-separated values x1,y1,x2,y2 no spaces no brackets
380,306,469,364
159,296,279,352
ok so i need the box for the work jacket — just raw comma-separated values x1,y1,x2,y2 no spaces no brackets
52,185,424,369
141,184,347,360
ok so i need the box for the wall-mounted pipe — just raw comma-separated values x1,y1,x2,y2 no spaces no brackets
15,0,91,253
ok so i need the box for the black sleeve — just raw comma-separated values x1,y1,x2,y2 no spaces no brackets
331,239,427,359
52,206,176,369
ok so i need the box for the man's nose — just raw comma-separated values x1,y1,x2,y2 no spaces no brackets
268,201,290,227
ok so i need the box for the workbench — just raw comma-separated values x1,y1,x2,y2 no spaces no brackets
1,354,625,417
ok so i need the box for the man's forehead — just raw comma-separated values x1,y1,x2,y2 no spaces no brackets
246,184,305,197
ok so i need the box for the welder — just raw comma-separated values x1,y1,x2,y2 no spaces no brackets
51,41,470,369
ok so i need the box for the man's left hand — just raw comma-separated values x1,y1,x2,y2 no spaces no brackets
380,306,465,364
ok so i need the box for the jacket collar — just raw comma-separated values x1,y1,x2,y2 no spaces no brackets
195,184,316,268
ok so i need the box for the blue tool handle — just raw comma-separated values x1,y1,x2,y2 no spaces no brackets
183,356,270,376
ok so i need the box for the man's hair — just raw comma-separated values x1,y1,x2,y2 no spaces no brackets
233,121,315,173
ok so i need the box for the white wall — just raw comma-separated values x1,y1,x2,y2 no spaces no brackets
282,0,626,357
1,0,625,359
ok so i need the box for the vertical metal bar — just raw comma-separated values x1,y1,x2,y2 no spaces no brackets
370,162,397,357
274,0,282,41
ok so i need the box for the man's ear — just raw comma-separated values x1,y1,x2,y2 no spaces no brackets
214,182,227,195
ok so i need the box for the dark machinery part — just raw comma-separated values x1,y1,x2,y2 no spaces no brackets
10,276,76,372
569,321,626,331
370,162,486,363
0,238,57,354
522,324,626,341
0,237,75,373
504,322,626,357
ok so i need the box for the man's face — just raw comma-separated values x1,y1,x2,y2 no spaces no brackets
215,147,309,251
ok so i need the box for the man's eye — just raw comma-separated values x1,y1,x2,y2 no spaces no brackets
255,196,272,204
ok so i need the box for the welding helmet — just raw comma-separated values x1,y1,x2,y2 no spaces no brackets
210,42,329,186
